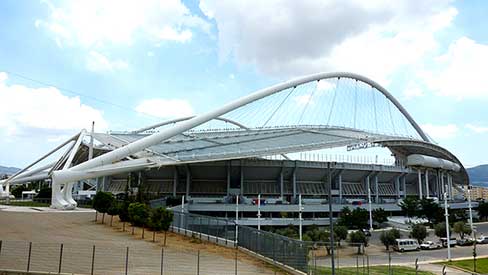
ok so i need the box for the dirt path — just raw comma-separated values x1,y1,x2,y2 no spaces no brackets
0,209,284,275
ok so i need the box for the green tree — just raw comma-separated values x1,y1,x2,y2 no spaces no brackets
118,200,132,232
275,224,298,239
148,207,174,245
410,224,428,243
334,225,348,246
434,222,450,238
92,192,114,223
128,202,150,238
107,201,120,227
350,208,369,229
399,197,419,219
372,208,388,225
338,207,353,228
349,230,368,254
453,221,472,239
419,198,441,224
380,228,401,251
34,187,52,200
478,201,488,221
11,185,29,198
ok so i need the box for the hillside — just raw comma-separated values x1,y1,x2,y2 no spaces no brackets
467,164,488,187
0,165,20,176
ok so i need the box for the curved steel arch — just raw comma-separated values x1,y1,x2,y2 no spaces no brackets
133,115,249,133
70,72,429,173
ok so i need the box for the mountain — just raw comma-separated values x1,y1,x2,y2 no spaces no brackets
0,165,21,176
467,164,488,187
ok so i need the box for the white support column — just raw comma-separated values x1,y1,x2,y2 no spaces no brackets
338,173,343,203
279,169,284,200
186,167,191,199
173,167,178,197
374,175,379,203
292,168,297,200
418,169,423,199
226,162,231,196
395,176,400,199
425,170,430,198
441,171,445,200
366,175,373,231
402,176,407,198
240,164,244,195
448,174,453,199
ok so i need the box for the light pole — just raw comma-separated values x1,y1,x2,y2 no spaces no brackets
444,187,451,261
467,186,474,236
236,195,239,246
257,194,261,231
328,162,336,275
299,193,303,241
367,176,373,231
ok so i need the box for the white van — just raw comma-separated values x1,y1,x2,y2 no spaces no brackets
393,239,420,252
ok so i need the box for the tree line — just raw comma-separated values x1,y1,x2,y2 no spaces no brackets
92,191,174,244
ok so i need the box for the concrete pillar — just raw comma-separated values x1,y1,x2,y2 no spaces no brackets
418,169,423,199
173,167,178,196
186,167,191,198
447,173,452,199
226,162,231,196
279,169,284,199
240,165,244,195
402,176,407,198
374,175,379,203
338,173,343,203
292,168,297,200
441,171,445,199
425,170,429,198
395,176,400,199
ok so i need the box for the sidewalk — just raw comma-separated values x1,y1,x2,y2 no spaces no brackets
419,263,472,275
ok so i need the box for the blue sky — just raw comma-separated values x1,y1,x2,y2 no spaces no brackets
0,0,487,168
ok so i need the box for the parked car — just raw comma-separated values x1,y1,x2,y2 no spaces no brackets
476,236,488,244
393,239,420,252
420,241,442,250
440,237,457,248
457,238,475,246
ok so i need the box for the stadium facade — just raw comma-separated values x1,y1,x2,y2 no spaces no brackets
1,72,472,226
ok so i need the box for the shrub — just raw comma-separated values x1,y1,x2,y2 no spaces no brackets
349,230,368,254
410,224,428,243
380,228,401,250
92,192,114,223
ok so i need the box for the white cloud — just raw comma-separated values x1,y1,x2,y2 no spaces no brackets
402,83,425,100
147,51,155,57
200,0,456,83
421,123,459,140
85,51,129,72
419,37,488,100
37,0,209,48
135,98,194,119
466,124,488,134
0,72,108,139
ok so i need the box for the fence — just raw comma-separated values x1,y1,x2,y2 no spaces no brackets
0,239,282,275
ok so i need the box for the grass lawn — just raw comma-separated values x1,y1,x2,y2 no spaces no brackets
311,265,435,275
443,257,488,274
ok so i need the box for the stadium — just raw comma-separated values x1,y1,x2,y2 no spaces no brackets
1,72,472,227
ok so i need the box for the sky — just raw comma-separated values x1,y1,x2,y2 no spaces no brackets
0,0,487,168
